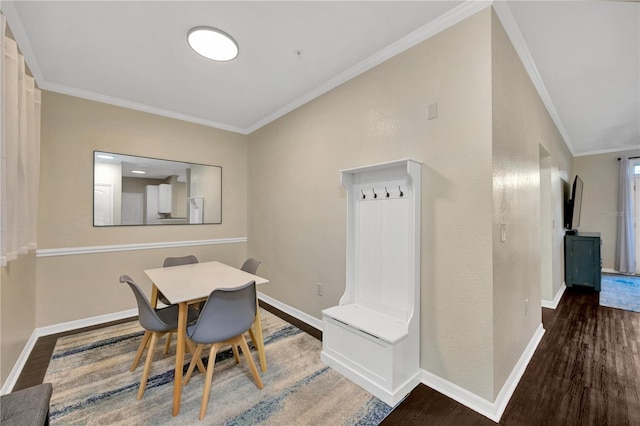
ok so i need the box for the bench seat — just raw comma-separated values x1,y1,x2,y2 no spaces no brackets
322,304,408,344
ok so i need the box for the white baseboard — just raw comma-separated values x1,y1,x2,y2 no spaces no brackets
257,291,324,331
0,332,40,395
421,323,545,423
4,293,544,424
541,283,566,309
601,268,639,276
280,293,547,423
35,308,138,337
0,308,137,395
2,295,322,395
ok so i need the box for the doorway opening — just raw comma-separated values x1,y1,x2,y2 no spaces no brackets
633,159,640,274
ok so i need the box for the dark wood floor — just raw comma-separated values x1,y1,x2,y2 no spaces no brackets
13,288,640,425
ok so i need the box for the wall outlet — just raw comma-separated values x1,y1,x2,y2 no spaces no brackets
316,283,324,296
525,298,529,315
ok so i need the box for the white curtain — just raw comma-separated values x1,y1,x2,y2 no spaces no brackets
1,13,41,266
615,157,636,273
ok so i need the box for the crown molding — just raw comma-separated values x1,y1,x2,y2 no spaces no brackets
6,0,575,157
572,144,640,157
492,1,575,156
247,0,493,134
41,81,250,135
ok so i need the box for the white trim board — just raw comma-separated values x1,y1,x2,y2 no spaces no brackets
2,292,544,424
248,293,547,422
492,1,575,156
0,294,321,395
542,283,566,310
0,333,40,395
257,292,324,331
0,308,137,395
245,0,493,134
421,323,546,423
36,237,247,257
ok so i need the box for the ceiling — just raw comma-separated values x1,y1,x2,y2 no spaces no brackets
3,1,638,156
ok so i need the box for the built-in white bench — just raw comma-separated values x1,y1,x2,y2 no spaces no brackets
321,159,421,407
323,304,408,344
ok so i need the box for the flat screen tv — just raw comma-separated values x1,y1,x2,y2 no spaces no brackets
565,175,583,232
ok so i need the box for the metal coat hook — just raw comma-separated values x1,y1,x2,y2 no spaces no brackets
361,189,366,199
385,187,390,198
398,186,404,197
372,188,377,199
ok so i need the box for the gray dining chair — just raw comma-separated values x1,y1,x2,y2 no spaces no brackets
160,255,199,352
238,258,265,369
120,274,201,400
130,255,200,370
183,280,264,421
240,258,261,275
158,255,200,305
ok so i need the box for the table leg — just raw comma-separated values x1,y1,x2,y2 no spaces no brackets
253,305,267,373
150,285,159,309
173,302,187,416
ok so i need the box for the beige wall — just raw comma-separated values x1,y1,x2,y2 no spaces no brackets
35,92,249,327
1,6,578,404
249,9,497,400
574,148,640,269
35,244,247,326
248,7,574,403
490,9,572,396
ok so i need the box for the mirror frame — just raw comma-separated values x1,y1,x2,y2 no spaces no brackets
93,150,222,226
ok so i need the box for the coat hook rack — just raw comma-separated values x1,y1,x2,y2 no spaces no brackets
399,186,404,197
361,189,366,199
372,188,377,199
385,187,390,198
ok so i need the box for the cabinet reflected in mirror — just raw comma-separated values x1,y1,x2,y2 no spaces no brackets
93,151,221,226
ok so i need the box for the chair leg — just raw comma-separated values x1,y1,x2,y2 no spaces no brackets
248,327,256,346
232,345,240,364
184,344,205,385
248,313,267,373
186,338,207,374
164,332,173,354
238,335,263,389
130,331,151,372
247,328,257,367
199,343,221,421
137,332,159,400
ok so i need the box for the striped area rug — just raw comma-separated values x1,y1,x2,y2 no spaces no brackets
44,308,392,425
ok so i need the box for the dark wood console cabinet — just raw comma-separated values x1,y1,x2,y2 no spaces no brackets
564,232,601,291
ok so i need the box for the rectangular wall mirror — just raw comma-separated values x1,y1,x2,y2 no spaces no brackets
93,151,222,226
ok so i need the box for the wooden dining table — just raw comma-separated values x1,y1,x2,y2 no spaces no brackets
144,260,269,416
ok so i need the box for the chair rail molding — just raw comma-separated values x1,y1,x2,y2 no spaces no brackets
36,237,247,257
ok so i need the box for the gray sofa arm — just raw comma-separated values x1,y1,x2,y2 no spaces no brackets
1,383,53,426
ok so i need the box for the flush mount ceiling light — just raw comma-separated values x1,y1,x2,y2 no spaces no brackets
187,26,238,61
